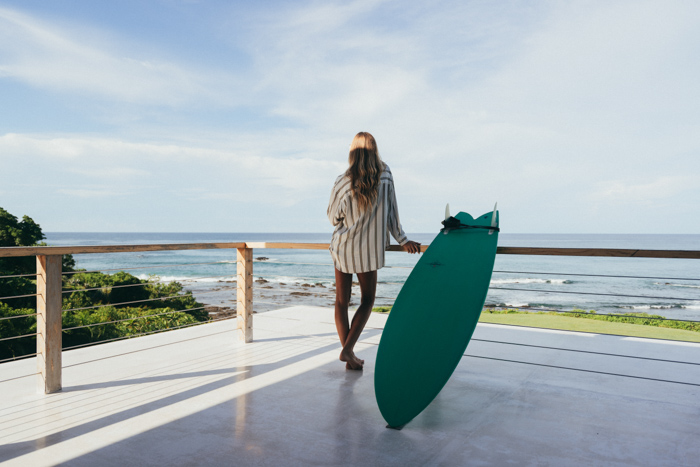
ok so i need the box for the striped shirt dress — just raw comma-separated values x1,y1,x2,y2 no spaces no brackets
327,165,409,274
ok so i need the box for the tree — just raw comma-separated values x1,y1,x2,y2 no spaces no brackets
0,207,75,309
0,207,75,273
0,207,208,361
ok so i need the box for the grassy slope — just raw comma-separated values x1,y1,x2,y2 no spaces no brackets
372,307,700,343
478,313,700,343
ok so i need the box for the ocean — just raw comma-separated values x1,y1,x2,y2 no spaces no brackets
44,232,700,321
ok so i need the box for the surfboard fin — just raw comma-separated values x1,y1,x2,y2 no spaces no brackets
443,204,451,234
489,202,498,235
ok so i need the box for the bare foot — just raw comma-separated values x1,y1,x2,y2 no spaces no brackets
339,350,363,370
345,360,363,371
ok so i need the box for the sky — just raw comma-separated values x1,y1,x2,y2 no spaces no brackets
1,0,698,234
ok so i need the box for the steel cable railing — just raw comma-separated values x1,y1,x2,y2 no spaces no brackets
253,259,414,270
0,332,37,343
62,281,159,294
248,257,700,325
492,270,700,282
0,312,37,321
252,261,699,280
255,287,698,324
0,353,38,364
1,261,240,365
61,288,226,313
469,338,700,366
61,316,235,351
248,311,700,388
463,353,700,387
370,281,698,308
480,305,700,323
2,242,698,398
486,286,698,301
60,260,236,276
61,306,209,331
0,293,38,301
0,273,38,279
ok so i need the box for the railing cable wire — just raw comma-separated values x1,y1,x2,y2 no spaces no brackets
62,306,208,331
0,312,38,322
0,332,37,343
61,260,235,276
61,316,235,351
62,281,158,294
463,354,700,387
62,289,224,313
488,286,697,301
0,293,38,301
0,273,37,279
0,353,38,365
470,338,700,366
493,270,700,282
483,306,700,323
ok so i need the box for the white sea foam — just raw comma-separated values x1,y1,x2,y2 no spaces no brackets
136,274,236,283
490,278,572,285
254,276,334,287
485,302,531,308
504,302,531,308
653,282,700,289
616,304,686,310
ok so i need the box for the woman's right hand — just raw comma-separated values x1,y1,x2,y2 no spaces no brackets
402,241,421,254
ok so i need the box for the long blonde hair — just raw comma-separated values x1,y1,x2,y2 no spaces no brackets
346,132,385,213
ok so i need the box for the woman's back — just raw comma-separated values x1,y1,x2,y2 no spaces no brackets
328,164,407,274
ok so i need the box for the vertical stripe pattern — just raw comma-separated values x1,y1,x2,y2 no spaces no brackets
327,165,408,273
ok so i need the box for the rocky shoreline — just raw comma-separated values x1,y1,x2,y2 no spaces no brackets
184,277,364,318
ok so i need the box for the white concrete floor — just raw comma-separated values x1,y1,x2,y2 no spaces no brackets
1,306,699,466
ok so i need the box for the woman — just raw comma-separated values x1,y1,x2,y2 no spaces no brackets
327,132,421,370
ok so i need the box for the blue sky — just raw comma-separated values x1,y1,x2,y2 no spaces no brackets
1,0,698,234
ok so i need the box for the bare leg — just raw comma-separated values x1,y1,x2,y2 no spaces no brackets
334,269,363,370
334,268,352,348
340,270,377,370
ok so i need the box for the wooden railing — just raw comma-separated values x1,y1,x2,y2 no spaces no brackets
0,242,698,394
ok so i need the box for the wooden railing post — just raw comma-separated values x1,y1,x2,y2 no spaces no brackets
237,247,253,343
36,255,62,393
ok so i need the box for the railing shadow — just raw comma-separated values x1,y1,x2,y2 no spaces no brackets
0,327,382,463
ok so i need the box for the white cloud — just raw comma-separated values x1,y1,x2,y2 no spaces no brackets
57,188,126,198
0,7,236,106
1,1,699,232
590,176,694,205
69,167,150,178
0,132,346,204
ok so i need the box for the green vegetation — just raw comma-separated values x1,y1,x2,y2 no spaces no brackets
0,207,208,361
372,306,700,343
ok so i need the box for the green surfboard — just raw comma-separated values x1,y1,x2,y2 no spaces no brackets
374,207,499,428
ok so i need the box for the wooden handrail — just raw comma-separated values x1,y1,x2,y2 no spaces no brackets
494,247,700,259
0,242,247,257
0,242,698,259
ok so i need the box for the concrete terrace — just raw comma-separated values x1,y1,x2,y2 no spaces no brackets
1,306,699,466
